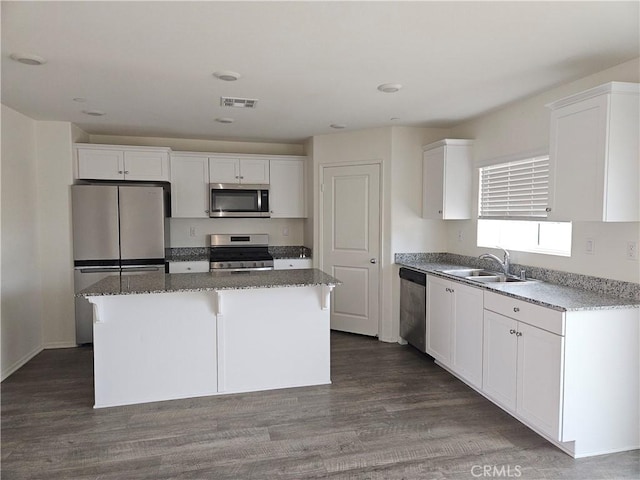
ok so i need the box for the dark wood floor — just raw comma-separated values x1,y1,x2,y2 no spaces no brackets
2,332,638,479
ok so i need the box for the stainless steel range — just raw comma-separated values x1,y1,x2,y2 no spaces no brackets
209,234,274,271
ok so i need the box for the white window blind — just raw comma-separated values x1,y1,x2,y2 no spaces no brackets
479,155,550,219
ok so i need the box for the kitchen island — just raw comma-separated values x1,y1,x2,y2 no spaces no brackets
79,269,341,408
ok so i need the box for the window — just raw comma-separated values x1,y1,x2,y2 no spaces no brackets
477,155,572,256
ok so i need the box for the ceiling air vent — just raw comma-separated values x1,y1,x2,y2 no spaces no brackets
220,97,258,108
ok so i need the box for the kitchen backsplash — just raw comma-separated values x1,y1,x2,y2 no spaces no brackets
395,252,640,301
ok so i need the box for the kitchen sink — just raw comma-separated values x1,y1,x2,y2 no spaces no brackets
439,268,496,277
465,275,529,283
439,268,535,284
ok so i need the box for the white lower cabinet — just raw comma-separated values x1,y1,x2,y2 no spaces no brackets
426,276,452,364
427,283,639,458
168,261,210,273
483,309,563,439
426,275,483,388
273,258,312,270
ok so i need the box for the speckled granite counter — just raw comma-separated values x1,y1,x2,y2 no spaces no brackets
165,246,312,262
79,268,340,297
397,259,639,312
165,247,209,262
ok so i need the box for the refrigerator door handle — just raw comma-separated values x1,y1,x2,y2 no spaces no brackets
121,266,162,273
79,267,121,274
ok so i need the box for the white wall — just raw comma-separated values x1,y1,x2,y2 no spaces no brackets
1,105,43,379
388,126,451,341
311,126,452,342
449,58,640,283
170,218,305,247
36,122,88,348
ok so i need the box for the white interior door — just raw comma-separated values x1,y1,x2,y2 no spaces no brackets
322,164,380,336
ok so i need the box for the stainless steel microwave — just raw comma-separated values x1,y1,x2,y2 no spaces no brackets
209,184,270,218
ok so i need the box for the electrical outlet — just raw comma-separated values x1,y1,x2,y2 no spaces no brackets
189,226,196,237
627,241,639,260
457,230,463,242
283,227,289,237
585,238,595,255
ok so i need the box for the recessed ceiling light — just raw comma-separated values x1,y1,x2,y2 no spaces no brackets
73,97,87,103
82,110,106,116
330,124,347,129
390,117,401,121
215,117,235,124
377,83,402,93
10,53,46,66
213,71,242,81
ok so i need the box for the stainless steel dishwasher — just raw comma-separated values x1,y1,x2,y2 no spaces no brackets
399,267,427,353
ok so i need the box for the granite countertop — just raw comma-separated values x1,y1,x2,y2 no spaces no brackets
78,268,340,297
165,246,312,262
398,260,640,312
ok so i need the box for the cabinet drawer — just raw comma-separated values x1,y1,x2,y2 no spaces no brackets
169,261,210,274
273,258,312,270
484,291,564,335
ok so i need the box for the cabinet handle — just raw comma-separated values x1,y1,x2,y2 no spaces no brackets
124,171,129,174
545,207,552,212
235,176,239,179
509,329,516,335
118,170,123,174
205,210,209,213
438,210,443,214
240,176,244,179
513,307,520,313
516,331,523,337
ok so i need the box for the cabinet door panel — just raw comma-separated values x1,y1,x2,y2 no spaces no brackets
426,276,451,365
451,283,484,388
422,147,444,219
209,157,240,183
239,158,270,184
516,322,564,440
124,151,169,181
548,96,607,221
77,149,124,180
171,156,209,218
482,310,517,412
270,159,305,218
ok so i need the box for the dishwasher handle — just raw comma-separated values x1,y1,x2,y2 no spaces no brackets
399,267,426,286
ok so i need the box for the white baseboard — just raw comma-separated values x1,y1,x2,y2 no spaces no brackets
44,341,78,349
1,344,44,381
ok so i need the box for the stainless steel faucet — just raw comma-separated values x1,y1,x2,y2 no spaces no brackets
479,247,510,276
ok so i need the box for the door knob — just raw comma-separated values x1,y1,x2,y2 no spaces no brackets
370,258,377,264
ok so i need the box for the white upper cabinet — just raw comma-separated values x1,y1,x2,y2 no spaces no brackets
270,157,306,218
76,144,170,181
422,139,473,220
547,82,639,222
170,154,210,218
209,156,270,184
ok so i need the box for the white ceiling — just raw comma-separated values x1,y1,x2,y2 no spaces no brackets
2,1,639,144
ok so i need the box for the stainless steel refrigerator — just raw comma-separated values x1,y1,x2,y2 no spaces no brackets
72,184,167,344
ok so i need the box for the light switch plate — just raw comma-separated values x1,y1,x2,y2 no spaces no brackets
585,238,595,255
